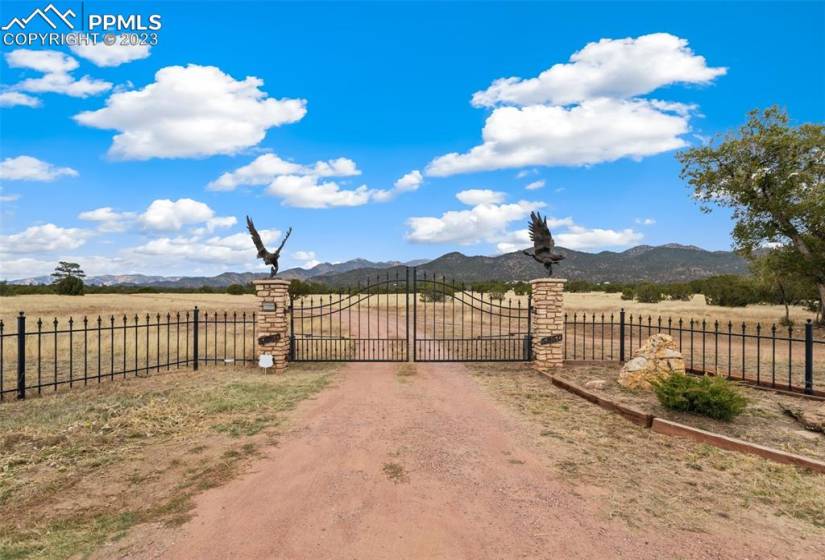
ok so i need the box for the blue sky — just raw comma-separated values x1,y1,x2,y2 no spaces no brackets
1,1,823,279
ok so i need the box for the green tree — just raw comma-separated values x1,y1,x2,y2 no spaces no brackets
751,248,818,325
51,261,86,280
634,283,663,303
55,276,84,296
701,275,758,307
51,261,85,295
677,107,824,323
226,284,246,295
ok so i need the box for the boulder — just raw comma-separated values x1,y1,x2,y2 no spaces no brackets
618,334,686,390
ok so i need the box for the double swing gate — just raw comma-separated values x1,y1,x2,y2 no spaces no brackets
289,268,532,362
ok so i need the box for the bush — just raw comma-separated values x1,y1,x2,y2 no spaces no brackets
652,374,747,421
620,287,635,301
54,276,84,296
634,283,663,303
512,282,531,296
488,289,505,301
665,283,693,301
226,284,246,295
419,290,446,303
700,275,759,307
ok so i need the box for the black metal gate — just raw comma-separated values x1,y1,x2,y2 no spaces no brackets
412,270,531,362
289,268,531,363
289,269,410,361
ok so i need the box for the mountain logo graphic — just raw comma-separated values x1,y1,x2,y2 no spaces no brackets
2,3,76,31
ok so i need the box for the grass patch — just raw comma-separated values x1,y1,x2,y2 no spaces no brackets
382,462,409,483
0,363,336,559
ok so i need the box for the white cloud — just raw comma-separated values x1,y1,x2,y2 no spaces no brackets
0,224,93,254
427,33,723,177
0,255,130,280
208,153,360,191
407,189,640,252
138,198,233,231
0,155,78,181
556,225,643,250
293,250,321,269
130,228,281,267
635,217,656,225
0,193,21,202
471,33,726,107
74,64,307,160
406,198,544,245
15,72,112,97
372,169,426,202
78,207,137,232
394,170,423,192
210,156,420,207
266,175,373,208
455,189,506,206
426,98,691,176
70,43,151,67
0,91,41,108
6,49,78,73
515,169,536,179
525,179,545,191
5,49,112,98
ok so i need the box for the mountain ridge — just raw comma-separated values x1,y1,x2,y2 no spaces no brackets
6,245,748,287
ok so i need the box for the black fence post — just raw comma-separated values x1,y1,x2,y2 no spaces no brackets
619,308,626,362
193,306,200,371
17,312,26,400
804,319,813,395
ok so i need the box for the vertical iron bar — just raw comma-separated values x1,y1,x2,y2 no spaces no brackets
16,312,25,400
193,306,200,371
619,309,625,362
804,320,813,395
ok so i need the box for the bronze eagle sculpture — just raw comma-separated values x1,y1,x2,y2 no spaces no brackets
247,216,292,277
523,211,565,276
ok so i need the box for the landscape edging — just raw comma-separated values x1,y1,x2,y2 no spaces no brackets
542,372,825,475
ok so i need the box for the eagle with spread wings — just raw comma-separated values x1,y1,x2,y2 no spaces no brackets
523,211,565,276
247,216,292,277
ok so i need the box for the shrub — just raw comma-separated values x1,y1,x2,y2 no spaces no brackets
665,283,693,301
419,290,446,303
488,289,505,301
512,282,531,296
54,276,84,296
226,284,246,295
634,283,663,303
701,275,759,307
652,374,747,421
620,287,635,301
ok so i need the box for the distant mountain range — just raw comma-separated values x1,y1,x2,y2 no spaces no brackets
8,245,749,287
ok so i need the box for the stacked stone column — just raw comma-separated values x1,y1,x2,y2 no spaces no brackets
531,278,566,369
253,279,290,373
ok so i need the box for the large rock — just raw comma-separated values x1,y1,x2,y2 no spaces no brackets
618,334,686,390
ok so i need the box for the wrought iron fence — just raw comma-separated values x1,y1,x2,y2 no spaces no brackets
563,309,823,395
0,307,256,401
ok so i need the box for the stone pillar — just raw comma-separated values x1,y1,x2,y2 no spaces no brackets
531,278,566,369
253,279,290,373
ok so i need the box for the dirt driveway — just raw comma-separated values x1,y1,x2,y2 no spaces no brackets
118,362,817,559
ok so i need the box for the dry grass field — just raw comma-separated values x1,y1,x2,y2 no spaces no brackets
1,291,818,327
1,291,822,396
